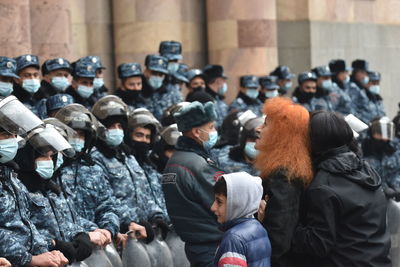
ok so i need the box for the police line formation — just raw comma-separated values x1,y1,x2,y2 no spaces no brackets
0,40,397,267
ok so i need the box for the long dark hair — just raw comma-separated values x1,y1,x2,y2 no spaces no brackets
310,110,359,158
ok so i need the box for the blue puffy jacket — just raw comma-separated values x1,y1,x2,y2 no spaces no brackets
214,218,271,267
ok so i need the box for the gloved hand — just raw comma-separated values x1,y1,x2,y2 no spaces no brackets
72,233,93,261
139,220,155,244
153,218,170,240
383,183,400,201
53,239,76,263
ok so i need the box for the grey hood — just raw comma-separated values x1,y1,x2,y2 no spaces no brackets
223,172,263,222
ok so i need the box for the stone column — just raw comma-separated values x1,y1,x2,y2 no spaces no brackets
206,0,278,103
30,0,73,62
85,0,115,91
0,0,32,57
112,0,207,73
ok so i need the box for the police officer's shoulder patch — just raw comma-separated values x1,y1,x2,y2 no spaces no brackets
161,173,177,184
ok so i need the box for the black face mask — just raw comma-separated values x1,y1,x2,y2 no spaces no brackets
297,91,315,103
123,90,141,99
131,141,151,163
193,86,205,92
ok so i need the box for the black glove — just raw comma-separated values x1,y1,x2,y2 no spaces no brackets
153,218,170,240
72,233,93,261
383,183,400,201
54,239,77,263
139,220,155,244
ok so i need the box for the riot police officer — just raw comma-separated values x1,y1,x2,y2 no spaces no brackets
292,71,318,111
362,71,386,123
0,57,19,97
91,96,161,241
348,59,373,122
185,68,206,101
54,104,120,244
65,58,97,108
0,95,68,267
218,110,262,176
82,56,109,103
115,62,147,110
270,65,295,96
37,57,72,99
141,54,182,120
203,64,228,128
37,93,74,119
14,54,41,114
228,75,263,116
258,75,279,103
171,63,189,91
329,59,352,93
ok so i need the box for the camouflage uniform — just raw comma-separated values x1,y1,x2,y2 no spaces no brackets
228,94,263,116
217,145,259,176
142,81,182,120
0,166,51,266
90,148,166,228
56,159,120,236
27,189,88,242
348,82,385,123
329,84,354,115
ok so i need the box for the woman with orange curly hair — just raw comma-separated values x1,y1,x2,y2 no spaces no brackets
255,97,313,267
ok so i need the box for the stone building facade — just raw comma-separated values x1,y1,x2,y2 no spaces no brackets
1,0,399,116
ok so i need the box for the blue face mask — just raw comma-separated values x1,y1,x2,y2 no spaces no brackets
35,160,54,179
244,142,258,159
93,78,104,89
69,138,85,153
321,79,333,91
148,76,164,90
369,85,380,95
51,77,70,92
0,138,18,163
54,153,64,170
282,81,292,92
77,85,94,99
265,90,278,99
200,129,218,150
245,89,259,99
218,83,228,96
0,81,13,96
22,79,41,94
361,76,370,85
105,129,124,147
167,62,179,74
344,76,350,84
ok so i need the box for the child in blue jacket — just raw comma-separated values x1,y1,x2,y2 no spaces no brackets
211,172,271,267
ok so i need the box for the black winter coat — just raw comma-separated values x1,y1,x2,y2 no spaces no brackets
292,147,391,267
261,169,306,267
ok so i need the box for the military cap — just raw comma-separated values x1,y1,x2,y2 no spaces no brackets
80,56,105,70
240,75,259,89
145,55,169,75
172,64,189,83
118,63,142,79
186,69,205,82
312,65,332,77
298,71,317,84
0,57,19,78
329,59,351,74
351,59,369,72
15,54,40,73
159,41,182,61
72,59,96,78
203,64,227,82
46,94,74,112
259,75,279,90
270,65,295,80
42,58,71,76
368,71,381,81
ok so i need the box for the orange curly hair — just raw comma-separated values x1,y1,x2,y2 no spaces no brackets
255,97,314,184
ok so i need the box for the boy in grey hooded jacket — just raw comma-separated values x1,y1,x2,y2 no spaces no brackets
211,172,271,267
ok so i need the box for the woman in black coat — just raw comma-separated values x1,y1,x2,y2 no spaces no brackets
292,110,391,267
255,97,314,267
